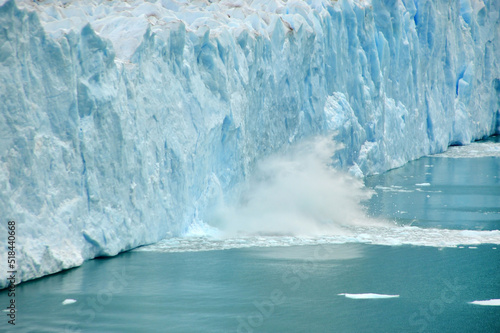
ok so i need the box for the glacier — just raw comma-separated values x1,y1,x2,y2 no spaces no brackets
0,0,499,288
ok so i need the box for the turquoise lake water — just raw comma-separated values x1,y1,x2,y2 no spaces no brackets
1,137,499,332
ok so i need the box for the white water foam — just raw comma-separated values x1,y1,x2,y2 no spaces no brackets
136,225,500,253
338,293,400,299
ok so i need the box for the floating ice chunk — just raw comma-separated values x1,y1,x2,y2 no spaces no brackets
62,299,77,305
415,183,431,186
338,293,400,299
468,299,500,306
375,185,413,193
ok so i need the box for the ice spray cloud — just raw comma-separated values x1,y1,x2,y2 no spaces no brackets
210,136,382,237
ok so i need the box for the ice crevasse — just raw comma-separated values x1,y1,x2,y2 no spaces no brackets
0,0,499,288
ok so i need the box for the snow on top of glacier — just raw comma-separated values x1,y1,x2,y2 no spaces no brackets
11,0,349,60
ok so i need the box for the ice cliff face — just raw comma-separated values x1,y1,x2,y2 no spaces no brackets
0,0,499,288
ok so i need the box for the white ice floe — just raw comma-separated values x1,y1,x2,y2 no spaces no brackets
468,299,500,306
374,185,413,193
62,299,77,305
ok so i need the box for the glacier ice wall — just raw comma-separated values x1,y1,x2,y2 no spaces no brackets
0,0,499,287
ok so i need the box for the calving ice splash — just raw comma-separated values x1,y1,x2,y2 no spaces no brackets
138,138,500,253
208,137,379,237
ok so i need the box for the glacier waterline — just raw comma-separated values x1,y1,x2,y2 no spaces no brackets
1,0,499,288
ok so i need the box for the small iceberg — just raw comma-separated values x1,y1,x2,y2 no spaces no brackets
338,293,400,299
468,299,500,306
62,299,77,305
